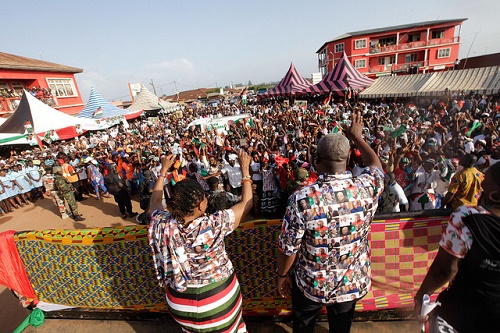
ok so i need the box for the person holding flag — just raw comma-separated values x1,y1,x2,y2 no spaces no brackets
240,87,247,105
323,92,332,106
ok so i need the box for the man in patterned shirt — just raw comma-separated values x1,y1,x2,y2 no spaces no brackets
277,112,384,333
441,153,484,209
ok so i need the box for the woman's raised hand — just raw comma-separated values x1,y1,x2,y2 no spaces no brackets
237,149,251,170
160,154,176,174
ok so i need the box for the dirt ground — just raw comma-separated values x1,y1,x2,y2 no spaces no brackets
0,194,419,332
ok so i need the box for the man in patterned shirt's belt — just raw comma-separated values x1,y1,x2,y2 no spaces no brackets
277,112,384,333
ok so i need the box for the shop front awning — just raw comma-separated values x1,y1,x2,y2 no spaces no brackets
359,72,431,98
419,66,500,96
359,66,500,98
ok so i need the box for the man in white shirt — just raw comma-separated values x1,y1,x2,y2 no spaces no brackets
410,159,441,211
387,172,408,212
222,153,242,196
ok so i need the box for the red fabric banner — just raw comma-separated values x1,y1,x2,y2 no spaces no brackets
0,230,37,300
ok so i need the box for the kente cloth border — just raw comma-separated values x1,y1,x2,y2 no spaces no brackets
12,216,448,314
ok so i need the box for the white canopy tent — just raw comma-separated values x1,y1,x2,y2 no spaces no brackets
0,91,114,145
126,84,179,113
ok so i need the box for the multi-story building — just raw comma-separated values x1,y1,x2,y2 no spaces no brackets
317,19,467,78
0,52,84,116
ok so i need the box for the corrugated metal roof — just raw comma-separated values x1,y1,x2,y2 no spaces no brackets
359,73,429,98
419,66,500,96
317,18,467,53
484,67,500,95
165,88,208,101
359,66,500,98
0,52,83,73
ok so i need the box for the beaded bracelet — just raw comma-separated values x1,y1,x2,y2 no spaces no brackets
241,178,253,185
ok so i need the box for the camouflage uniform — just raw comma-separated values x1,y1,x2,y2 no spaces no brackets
54,174,79,217
42,174,69,219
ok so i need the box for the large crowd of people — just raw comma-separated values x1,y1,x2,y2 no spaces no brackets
0,91,498,220
1,90,499,332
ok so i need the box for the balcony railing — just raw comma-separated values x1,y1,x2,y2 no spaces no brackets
369,37,459,54
368,61,428,74
0,95,57,112
318,58,329,66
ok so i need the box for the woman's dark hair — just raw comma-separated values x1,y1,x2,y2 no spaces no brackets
459,154,477,168
170,178,205,224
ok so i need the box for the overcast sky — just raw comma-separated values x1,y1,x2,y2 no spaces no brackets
2,0,499,101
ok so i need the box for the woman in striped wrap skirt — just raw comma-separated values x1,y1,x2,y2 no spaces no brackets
148,150,253,333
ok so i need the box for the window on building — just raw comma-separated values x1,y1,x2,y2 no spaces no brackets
379,36,397,46
334,43,344,53
408,33,421,42
10,82,24,94
405,53,418,63
47,78,77,97
354,39,367,49
378,56,395,65
354,59,366,68
437,48,451,58
0,82,8,91
431,30,445,39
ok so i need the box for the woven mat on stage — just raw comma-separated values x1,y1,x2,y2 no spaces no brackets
14,215,448,315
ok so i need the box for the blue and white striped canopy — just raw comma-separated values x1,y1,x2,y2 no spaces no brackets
78,87,128,119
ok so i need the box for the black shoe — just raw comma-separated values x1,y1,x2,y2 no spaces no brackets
74,215,86,222
128,212,138,218
137,212,150,225
121,213,127,219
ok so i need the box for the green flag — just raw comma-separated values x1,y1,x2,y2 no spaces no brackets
391,124,407,138
466,120,482,137
382,126,393,132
